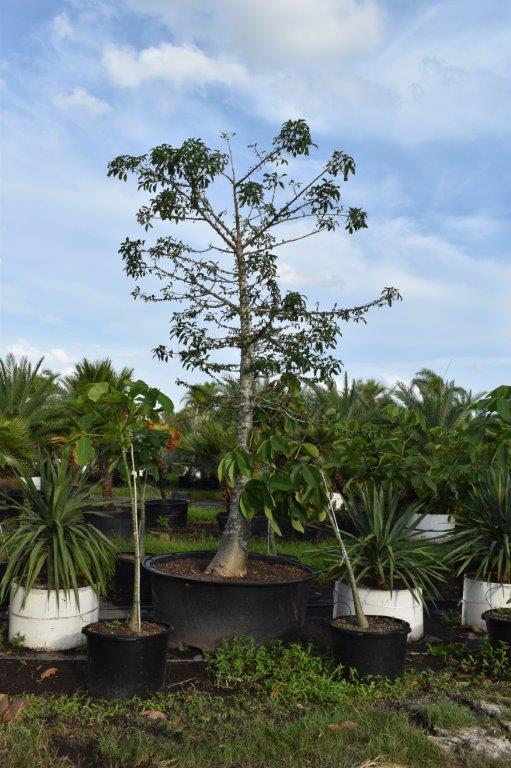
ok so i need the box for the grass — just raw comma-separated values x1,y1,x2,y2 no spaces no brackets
421,701,477,730
113,485,223,502
2,637,510,767
2,682,507,768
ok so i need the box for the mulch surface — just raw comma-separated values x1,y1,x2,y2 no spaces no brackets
85,620,166,638
151,556,309,583
331,615,405,633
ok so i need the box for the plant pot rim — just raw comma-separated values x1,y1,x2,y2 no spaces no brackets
12,580,98,596
481,609,511,626
464,575,511,587
82,622,172,643
329,615,411,638
336,580,422,594
143,551,316,587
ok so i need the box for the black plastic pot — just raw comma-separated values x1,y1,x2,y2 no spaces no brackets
216,511,318,541
114,553,153,606
84,506,132,540
329,616,411,679
144,551,316,649
145,497,188,529
482,609,511,659
82,622,172,699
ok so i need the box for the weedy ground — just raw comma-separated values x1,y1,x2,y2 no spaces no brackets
2,636,510,768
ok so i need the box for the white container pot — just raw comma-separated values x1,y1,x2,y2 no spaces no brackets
31,476,42,491
9,582,99,650
333,580,424,642
410,512,454,541
461,577,511,631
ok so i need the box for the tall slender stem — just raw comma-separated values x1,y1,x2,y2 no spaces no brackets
322,473,368,629
124,447,141,633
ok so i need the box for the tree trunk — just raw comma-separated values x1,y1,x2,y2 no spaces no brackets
205,170,254,579
205,352,253,577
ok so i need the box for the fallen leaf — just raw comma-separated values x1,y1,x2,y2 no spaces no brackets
0,694,9,718
40,667,58,679
141,710,166,720
1,700,26,723
327,720,358,731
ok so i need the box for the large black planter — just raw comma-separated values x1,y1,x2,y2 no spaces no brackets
114,553,153,606
84,506,132,540
82,623,172,699
329,616,411,679
144,551,316,649
482,609,511,659
216,511,318,541
145,497,188,529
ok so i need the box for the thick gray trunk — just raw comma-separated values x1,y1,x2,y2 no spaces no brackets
205,351,253,577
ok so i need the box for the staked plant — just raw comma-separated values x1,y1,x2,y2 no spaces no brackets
107,119,400,577
71,379,174,632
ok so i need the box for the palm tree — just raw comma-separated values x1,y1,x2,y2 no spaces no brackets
393,368,474,430
0,354,62,449
63,358,134,396
0,417,34,483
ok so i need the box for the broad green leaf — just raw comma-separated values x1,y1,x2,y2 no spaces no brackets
87,382,110,402
74,435,94,466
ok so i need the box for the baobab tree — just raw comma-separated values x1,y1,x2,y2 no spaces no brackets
108,119,400,577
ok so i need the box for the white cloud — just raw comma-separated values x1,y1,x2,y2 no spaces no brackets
115,0,511,142
7,340,74,369
103,42,247,88
122,0,384,67
53,86,110,115
51,12,75,40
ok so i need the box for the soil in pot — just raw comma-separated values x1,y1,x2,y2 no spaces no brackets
84,506,132,540
329,614,411,680
144,551,315,649
114,554,153,606
482,608,511,659
82,620,171,699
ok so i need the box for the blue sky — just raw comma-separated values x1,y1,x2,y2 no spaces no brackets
1,0,510,402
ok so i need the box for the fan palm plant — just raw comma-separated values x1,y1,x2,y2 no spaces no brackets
451,468,511,583
0,354,62,448
393,368,474,430
321,483,448,600
0,451,114,605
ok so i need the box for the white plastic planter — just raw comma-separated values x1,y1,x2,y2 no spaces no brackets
333,581,424,642
461,577,511,631
410,512,454,541
31,476,41,491
8,582,99,650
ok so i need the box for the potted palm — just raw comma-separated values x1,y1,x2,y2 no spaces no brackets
74,379,175,699
0,452,113,650
328,483,448,642
452,469,511,631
